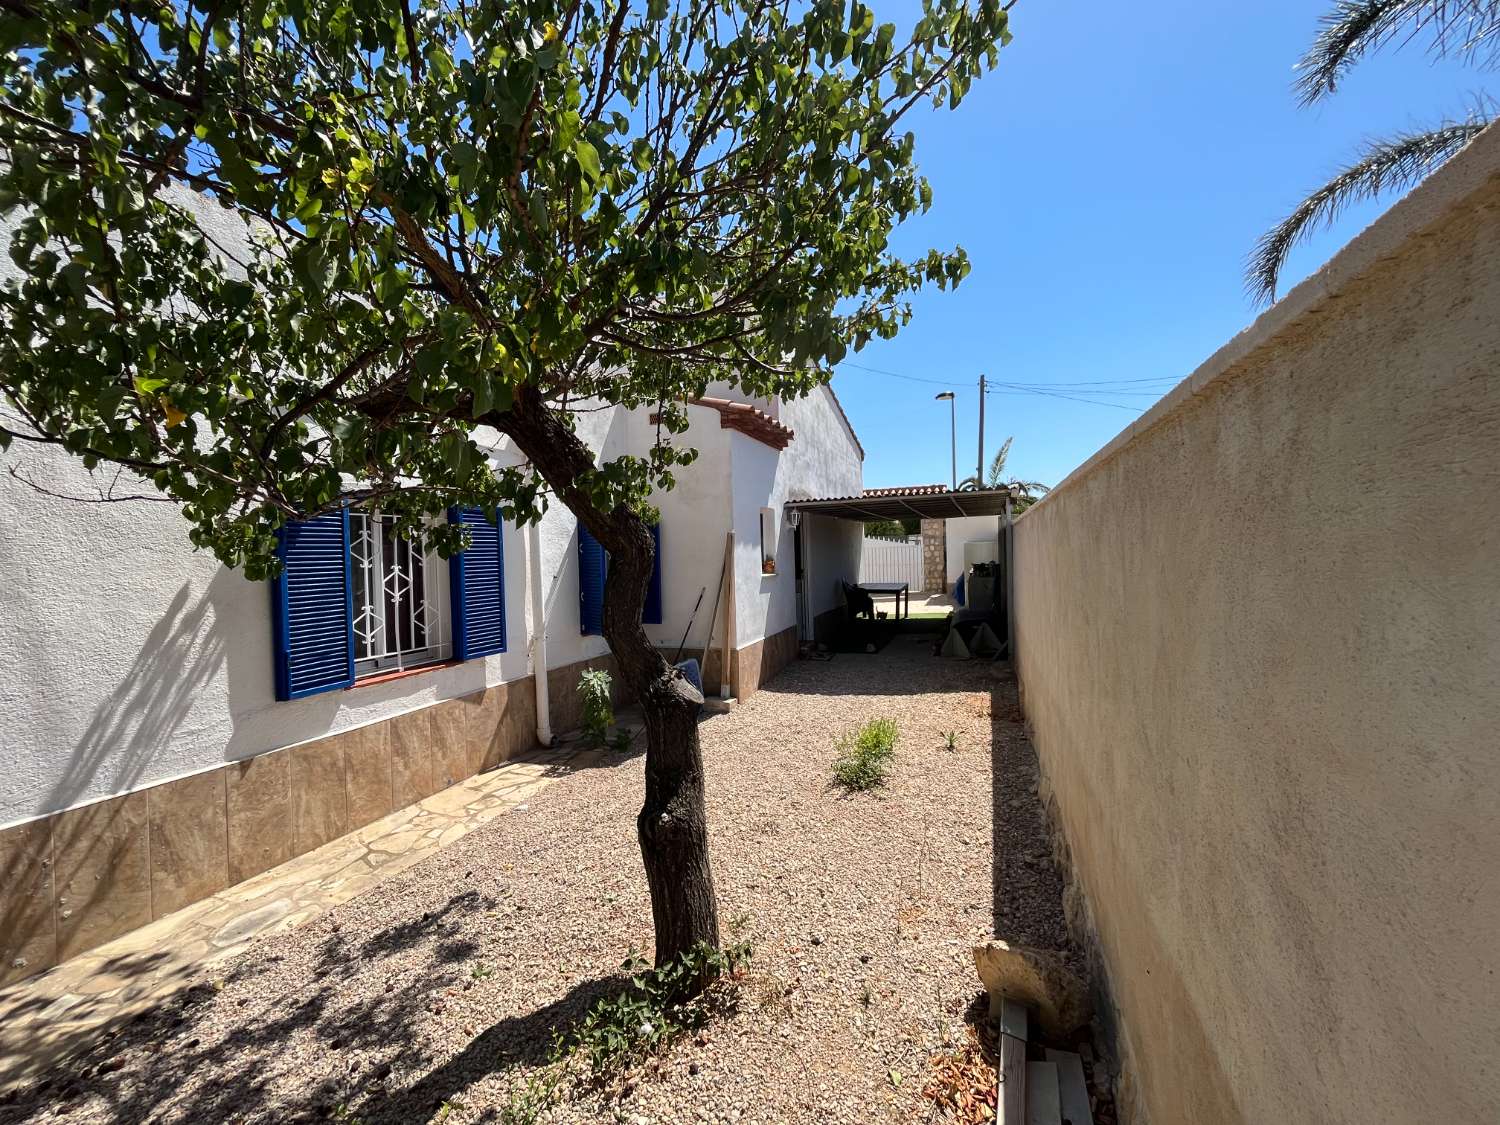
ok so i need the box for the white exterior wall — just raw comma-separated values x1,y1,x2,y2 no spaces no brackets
534,402,734,664
728,385,864,646
638,410,734,655
0,403,738,828
0,443,533,827
806,514,863,617
533,406,623,674
0,293,853,829
945,514,1002,586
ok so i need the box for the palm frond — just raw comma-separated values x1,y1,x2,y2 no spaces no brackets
1295,0,1500,105
1246,116,1492,306
985,436,1013,487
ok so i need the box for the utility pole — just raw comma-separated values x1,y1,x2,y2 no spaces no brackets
976,373,986,487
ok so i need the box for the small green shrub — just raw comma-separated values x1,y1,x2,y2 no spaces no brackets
578,669,613,747
568,940,752,1078
832,717,899,791
498,1069,562,1125
941,730,958,752
610,726,634,753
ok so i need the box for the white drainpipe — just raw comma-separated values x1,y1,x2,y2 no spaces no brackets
527,519,554,747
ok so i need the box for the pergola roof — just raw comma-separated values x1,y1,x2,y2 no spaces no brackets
786,484,1017,521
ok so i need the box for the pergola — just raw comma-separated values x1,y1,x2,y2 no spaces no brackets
783,484,1018,522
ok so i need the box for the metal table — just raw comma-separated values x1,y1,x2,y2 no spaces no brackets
857,581,910,620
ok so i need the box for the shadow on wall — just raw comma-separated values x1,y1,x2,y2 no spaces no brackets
0,576,235,990
45,578,231,815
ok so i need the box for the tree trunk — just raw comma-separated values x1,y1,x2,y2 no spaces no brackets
495,387,721,974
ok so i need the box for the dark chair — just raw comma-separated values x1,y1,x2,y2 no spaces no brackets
842,580,875,621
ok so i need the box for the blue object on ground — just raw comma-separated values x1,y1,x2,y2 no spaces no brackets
955,573,966,606
675,658,703,695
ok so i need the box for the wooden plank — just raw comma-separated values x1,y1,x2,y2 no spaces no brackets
719,531,734,700
1026,1060,1062,1125
1044,1049,1094,1125
999,998,1029,1041
997,1032,1028,1125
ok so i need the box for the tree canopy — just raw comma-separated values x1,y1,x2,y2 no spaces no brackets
0,0,1011,573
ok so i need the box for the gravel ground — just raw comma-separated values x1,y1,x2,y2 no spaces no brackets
2,638,1078,1125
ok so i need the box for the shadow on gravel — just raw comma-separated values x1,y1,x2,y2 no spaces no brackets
366,973,624,1122
987,664,1071,950
0,887,610,1125
353,888,495,963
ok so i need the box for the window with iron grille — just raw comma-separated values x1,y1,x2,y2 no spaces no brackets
349,511,452,674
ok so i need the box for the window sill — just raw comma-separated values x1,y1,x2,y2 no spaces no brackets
349,659,463,690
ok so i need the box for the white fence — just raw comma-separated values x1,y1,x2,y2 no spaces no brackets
859,535,924,592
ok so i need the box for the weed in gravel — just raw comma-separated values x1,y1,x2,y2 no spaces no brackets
579,669,613,747
832,717,899,791
471,962,494,980
567,941,752,1080
941,730,959,752
499,1067,564,1125
746,972,793,1017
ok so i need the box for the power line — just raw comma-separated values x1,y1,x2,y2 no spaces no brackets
838,361,958,386
985,384,1142,412
836,360,1159,412
838,359,1177,388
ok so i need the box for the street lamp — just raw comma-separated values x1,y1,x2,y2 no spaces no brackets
935,391,956,490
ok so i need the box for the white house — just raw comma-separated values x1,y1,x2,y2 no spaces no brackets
0,370,864,986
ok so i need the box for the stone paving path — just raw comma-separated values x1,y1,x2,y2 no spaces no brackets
0,744,603,1092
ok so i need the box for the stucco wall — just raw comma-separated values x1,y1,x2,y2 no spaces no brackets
536,402,733,677
1011,127,1500,1124
804,512,862,619
637,407,734,655
0,398,745,828
0,442,535,829
729,385,864,648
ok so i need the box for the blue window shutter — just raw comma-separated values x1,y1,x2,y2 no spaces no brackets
449,507,506,660
578,524,606,636
643,522,663,625
271,510,355,701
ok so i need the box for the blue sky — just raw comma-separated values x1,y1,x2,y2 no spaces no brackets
837,0,1484,490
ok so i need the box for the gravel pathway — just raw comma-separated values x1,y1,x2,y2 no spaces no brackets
1,638,1076,1125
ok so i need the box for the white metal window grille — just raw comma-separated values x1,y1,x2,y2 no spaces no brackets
350,511,452,675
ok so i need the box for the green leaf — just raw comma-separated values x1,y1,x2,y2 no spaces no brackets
575,140,602,185
440,432,473,475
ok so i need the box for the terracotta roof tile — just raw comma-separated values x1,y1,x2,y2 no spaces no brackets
651,397,795,450
862,484,949,497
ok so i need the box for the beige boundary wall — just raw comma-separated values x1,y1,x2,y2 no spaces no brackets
1012,126,1500,1124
